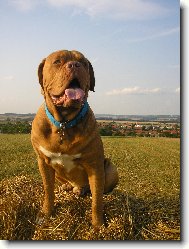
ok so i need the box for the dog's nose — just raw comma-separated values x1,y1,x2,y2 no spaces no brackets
66,61,81,69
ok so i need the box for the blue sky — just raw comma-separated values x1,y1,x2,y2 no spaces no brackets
0,0,180,115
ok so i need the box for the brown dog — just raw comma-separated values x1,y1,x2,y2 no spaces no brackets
31,50,118,228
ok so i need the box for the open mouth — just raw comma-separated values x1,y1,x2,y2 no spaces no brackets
50,79,85,105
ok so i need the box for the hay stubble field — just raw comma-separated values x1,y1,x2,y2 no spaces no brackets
0,134,180,240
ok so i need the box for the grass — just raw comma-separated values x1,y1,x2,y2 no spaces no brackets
0,134,39,181
0,134,180,240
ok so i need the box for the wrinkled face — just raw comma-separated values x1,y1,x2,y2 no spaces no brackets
38,50,95,108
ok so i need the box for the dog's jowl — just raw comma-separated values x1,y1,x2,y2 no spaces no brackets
31,50,118,228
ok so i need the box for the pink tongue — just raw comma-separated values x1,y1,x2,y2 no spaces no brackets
64,88,85,101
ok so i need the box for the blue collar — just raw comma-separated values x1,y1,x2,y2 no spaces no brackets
45,101,89,129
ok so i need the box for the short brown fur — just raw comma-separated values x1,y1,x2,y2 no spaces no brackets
31,50,118,227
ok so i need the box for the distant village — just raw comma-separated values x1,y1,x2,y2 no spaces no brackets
97,121,180,138
0,113,180,138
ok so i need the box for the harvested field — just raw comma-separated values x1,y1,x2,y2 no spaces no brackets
0,135,180,240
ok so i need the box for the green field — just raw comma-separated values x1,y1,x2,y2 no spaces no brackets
0,134,180,240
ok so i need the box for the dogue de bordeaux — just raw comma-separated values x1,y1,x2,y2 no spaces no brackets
31,50,118,228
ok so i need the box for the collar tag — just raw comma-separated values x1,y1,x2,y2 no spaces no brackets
60,122,66,129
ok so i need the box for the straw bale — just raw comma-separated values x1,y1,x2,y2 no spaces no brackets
0,175,180,240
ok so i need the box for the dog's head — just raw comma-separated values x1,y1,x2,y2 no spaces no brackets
38,50,95,108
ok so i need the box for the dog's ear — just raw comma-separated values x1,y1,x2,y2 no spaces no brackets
88,60,95,92
38,58,46,95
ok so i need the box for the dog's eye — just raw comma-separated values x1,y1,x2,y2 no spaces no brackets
53,59,61,65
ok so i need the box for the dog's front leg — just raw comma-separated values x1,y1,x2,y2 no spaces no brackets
87,166,105,228
36,156,55,224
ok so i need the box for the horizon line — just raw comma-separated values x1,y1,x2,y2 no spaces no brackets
0,112,180,116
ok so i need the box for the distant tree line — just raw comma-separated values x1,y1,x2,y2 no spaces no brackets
0,121,31,134
0,121,180,138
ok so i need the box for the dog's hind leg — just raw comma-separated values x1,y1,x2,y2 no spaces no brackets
104,158,118,193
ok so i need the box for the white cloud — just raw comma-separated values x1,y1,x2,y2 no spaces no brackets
106,86,162,96
47,0,169,20
127,27,180,43
8,0,40,11
2,76,14,81
7,0,172,20
106,86,181,96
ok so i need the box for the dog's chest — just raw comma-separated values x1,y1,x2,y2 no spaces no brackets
39,145,81,173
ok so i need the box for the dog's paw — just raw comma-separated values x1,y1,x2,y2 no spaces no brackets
92,221,105,232
73,186,90,197
62,182,73,191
